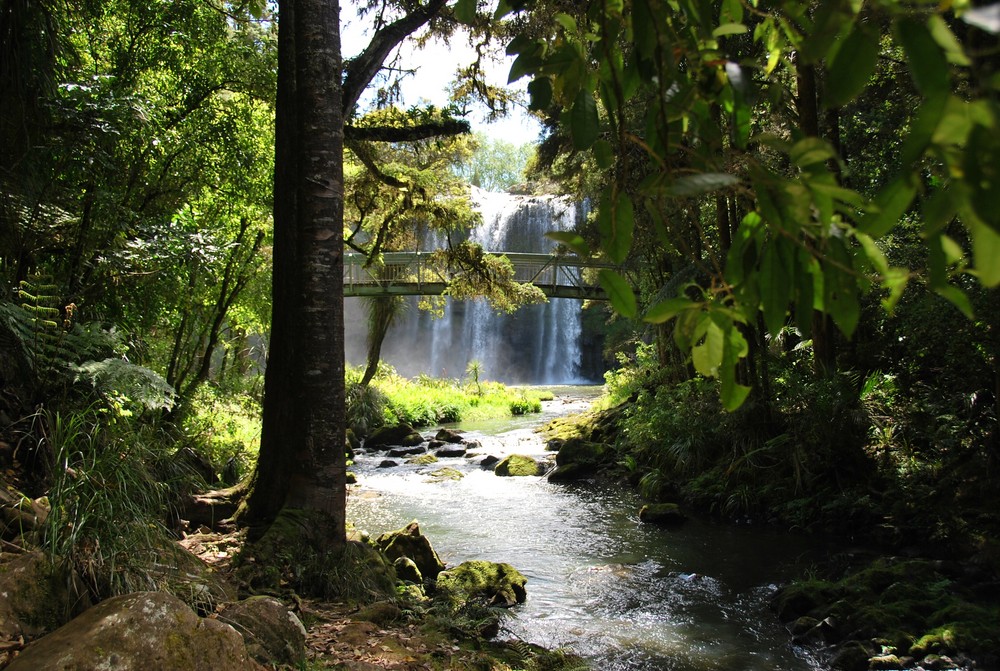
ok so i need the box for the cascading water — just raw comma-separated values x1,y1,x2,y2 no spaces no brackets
344,188,600,384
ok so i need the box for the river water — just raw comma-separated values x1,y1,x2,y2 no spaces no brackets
347,389,828,670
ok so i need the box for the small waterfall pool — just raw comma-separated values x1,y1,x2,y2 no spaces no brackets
347,389,830,671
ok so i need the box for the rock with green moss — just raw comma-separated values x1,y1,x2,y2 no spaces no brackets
375,520,445,580
366,423,419,449
494,454,544,477
427,467,464,481
407,453,439,465
638,503,687,526
6,591,251,671
0,551,81,642
393,556,423,584
435,560,527,608
219,595,305,666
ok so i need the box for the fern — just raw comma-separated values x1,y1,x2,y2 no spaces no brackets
70,358,175,412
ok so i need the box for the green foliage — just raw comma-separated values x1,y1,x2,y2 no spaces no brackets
41,407,175,601
453,133,535,192
507,0,999,409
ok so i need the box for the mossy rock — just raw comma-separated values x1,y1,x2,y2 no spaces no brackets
354,600,402,626
407,454,439,465
6,592,252,671
427,467,464,481
375,520,445,580
218,596,306,666
366,423,418,448
435,560,527,608
547,463,586,483
393,556,423,584
434,428,465,444
771,579,837,622
0,551,82,641
555,437,608,468
638,503,687,526
494,454,543,477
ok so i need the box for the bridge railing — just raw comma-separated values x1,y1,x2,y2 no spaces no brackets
343,251,610,299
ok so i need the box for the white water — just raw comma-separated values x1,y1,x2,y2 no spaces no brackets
344,189,597,384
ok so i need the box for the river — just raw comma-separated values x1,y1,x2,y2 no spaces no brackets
346,388,829,670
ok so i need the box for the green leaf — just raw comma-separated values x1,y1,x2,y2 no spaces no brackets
789,137,836,168
644,297,695,324
632,0,657,59
826,22,879,107
455,0,477,25
881,268,910,313
760,239,792,336
509,50,542,84
964,123,1000,232
554,13,577,32
895,17,950,97
721,0,744,24
593,139,614,169
664,172,739,197
713,23,748,37
900,93,948,167
527,77,552,111
968,216,1000,287
824,240,861,338
720,326,751,411
927,14,972,65
570,88,599,150
861,176,917,238
545,232,591,257
599,269,637,317
599,190,634,264
692,318,725,377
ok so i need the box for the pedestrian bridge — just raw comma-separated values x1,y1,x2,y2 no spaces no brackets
343,252,609,300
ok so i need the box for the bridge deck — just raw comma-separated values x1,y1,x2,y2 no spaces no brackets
343,252,609,300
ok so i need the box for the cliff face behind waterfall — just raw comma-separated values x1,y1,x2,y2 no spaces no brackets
344,188,607,385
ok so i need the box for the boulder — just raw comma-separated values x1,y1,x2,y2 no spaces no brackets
427,467,464,481
638,503,687,526
555,437,609,469
387,445,425,457
435,445,467,458
346,429,362,453
479,455,500,469
366,423,418,449
219,596,305,666
407,454,439,465
6,591,252,671
393,556,423,584
375,521,445,580
547,463,587,483
378,460,399,468
434,428,465,444
494,454,544,477
0,551,82,642
435,561,527,608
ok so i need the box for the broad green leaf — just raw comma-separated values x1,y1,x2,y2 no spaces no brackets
826,22,879,107
664,172,739,197
964,123,1000,232
861,176,917,238
760,239,792,336
720,326,751,411
593,139,614,170
824,241,861,338
527,77,552,111
968,216,1000,287
789,137,835,168
725,212,764,286
692,319,725,377
601,191,635,264
509,50,543,84
455,0,477,25
545,232,591,257
881,268,910,313
571,89,599,150
599,269,637,317
927,15,971,65
895,17,950,97
554,13,577,32
935,285,975,318
855,232,889,275
721,0,743,24
605,0,624,15
644,297,695,324
900,93,948,166
713,23,748,37
632,0,658,59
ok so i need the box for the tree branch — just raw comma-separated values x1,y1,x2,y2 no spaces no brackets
344,118,470,142
341,0,450,114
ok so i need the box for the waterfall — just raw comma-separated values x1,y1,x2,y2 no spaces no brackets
344,188,600,385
